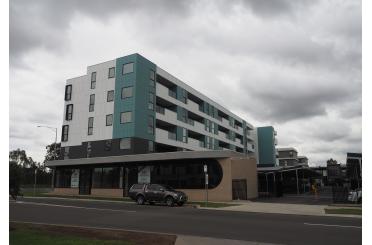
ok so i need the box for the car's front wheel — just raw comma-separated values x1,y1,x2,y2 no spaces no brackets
136,195,145,205
165,196,174,207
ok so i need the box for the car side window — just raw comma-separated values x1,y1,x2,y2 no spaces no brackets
149,184,162,191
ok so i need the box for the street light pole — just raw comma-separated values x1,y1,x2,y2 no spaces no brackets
37,125,58,160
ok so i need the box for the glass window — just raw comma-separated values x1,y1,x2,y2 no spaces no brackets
61,125,69,142
55,168,73,188
182,128,187,143
106,114,113,126
148,116,154,134
150,70,155,81
148,92,154,110
88,117,94,135
121,86,133,99
65,85,72,101
65,104,73,121
108,67,115,78
122,62,134,74
89,94,95,112
107,90,114,102
120,138,131,150
148,141,154,152
91,72,96,89
104,140,112,151
120,112,132,124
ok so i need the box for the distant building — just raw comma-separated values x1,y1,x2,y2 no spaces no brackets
255,126,278,167
346,152,362,189
277,148,308,167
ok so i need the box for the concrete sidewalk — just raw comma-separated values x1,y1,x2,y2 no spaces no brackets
175,235,281,245
200,201,362,218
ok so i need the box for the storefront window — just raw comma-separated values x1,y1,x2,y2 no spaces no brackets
92,167,120,188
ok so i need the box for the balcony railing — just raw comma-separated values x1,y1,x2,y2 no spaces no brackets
168,131,177,140
156,105,165,115
187,118,195,126
168,90,177,99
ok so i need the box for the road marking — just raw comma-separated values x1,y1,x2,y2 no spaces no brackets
10,201,136,213
304,222,361,229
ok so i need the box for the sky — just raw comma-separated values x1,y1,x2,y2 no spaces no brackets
9,0,361,166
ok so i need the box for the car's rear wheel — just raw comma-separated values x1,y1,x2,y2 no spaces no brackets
166,196,174,207
136,195,145,205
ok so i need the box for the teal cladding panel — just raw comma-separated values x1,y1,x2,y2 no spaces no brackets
257,126,276,166
113,54,156,141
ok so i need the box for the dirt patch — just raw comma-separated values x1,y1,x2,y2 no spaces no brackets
10,222,176,245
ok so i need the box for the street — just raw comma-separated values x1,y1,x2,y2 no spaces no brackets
9,197,361,245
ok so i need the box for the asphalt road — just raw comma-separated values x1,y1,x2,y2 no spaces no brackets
9,197,361,245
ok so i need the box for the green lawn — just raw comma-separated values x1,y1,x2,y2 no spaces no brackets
10,228,132,245
188,201,240,208
325,208,362,215
23,192,132,202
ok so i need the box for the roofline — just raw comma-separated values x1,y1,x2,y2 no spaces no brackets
277,147,298,152
45,150,246,167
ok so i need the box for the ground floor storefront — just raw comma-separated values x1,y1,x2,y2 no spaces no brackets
46,151,258,202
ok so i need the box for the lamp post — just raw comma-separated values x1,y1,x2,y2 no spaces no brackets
37,125,58,189
37,125,58,160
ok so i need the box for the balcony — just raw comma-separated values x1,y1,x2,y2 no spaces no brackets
186,118,195,126
156,105,165,115
187,100,200,112
168,131,177,140
168,90,177,99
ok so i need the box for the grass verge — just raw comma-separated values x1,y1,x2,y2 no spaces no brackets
188,201,240,208
324,208,362,215
10,228,132,245
22,192,132,202
10,222,176,245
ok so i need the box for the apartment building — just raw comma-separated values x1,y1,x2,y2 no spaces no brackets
60,53,255,159
277,147,309,167
47,53,259,201
255,126,278,167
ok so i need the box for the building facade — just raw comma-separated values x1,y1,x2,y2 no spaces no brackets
255,126,278,167
48,53,259,201
61,53,255,160
277,147,308,167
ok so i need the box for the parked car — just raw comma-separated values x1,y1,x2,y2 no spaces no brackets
348,188,362,203
128,183,187,206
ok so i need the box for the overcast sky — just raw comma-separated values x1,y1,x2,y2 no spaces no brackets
9,0,361,166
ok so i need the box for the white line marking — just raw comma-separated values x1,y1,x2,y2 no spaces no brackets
304,223,361,229
10,201,136,213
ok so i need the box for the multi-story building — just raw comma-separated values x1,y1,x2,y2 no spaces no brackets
46,53,259,201
60,53,255,159
254,126,278,167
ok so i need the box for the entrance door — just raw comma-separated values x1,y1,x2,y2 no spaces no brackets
232,179,247,200
79,168,92,195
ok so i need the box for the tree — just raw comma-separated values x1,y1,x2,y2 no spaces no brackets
44,142,61,162
9,161,23,193
9,149,31,168
326,158,338,165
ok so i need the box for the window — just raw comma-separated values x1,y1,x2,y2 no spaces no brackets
55,168,73,188
65,104,73,121
148,116,154,134
92,167,120,188
104,140,112,151
182,128,187,143
88,117,94,135
91,72,96,89
62,125,69,142
148,141,154,152
120,138,131,150
106,114,113,126
107,90,114,102
89,94,95,112
150,70,155,86
65,85,72,101
122,62,134,74
108,67,115,78
121,87,133,99
148,92,154,110
120,111,132,123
